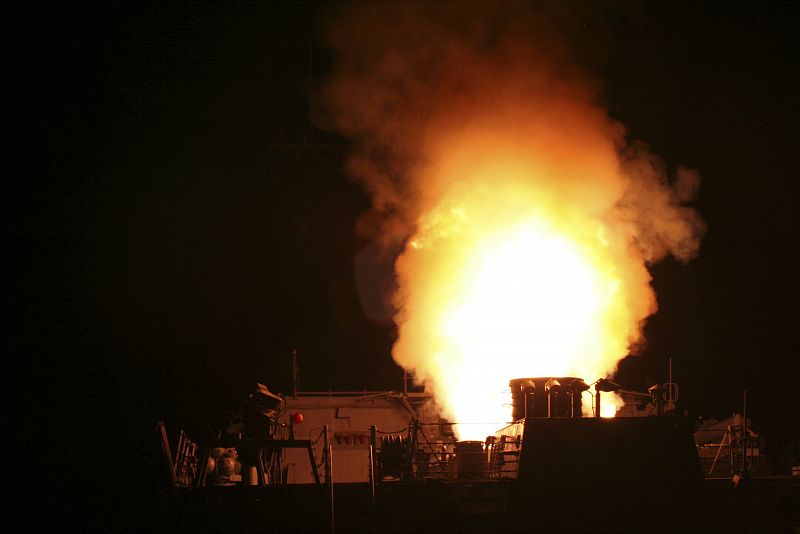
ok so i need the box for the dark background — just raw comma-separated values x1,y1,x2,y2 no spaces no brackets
9,0,799,525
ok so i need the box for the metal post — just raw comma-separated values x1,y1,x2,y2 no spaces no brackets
406,420,418,481
709,427,730,476
329,449,335,534
369,425,377,502
668,357,673,404
157,421,177,488
741,390,749,476
323,425,330,484
595,391,601,418
292,351,297,397
196,446,211,488
325,425,334,534
742,390,747,440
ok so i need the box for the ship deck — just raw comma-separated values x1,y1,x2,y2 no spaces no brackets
137,475,800,532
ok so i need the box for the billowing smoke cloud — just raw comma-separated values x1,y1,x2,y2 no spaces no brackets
315,0,705,433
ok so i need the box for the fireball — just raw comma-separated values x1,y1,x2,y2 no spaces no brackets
320,1,704,439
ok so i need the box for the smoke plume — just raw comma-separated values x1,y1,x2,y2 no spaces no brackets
315,0,705,434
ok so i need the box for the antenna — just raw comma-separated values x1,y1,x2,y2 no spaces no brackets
292,349,299,398
743,390,747,438
668,356,672,403
668,356,672,402
665,356,679,407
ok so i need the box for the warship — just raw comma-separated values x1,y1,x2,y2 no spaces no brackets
154,369,798,532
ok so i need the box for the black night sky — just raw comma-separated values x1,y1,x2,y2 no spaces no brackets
10,1,799,525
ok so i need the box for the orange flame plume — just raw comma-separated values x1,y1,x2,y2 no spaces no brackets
318,1,705,440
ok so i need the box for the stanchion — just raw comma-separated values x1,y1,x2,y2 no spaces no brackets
369,425,377,505
324,425,334,534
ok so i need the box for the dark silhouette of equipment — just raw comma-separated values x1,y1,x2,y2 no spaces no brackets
518,416,703,491
379,435,410,480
